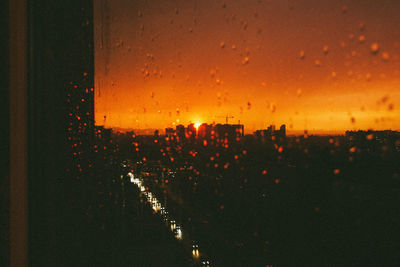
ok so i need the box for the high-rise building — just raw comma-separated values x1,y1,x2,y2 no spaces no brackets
255,124,286,138
176,124,186,140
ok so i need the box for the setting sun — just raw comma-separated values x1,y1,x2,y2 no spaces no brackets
194,122,201,130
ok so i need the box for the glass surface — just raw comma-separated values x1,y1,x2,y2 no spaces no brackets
91,1,400,265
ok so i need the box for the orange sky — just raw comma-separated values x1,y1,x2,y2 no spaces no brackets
94,0,400,134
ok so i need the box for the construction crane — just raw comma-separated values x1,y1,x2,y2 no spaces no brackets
217,115,234,124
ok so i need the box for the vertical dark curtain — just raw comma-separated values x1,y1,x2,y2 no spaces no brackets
28,1,94,266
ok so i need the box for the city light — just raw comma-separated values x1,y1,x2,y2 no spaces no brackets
175,226,182,240
194,122,201,130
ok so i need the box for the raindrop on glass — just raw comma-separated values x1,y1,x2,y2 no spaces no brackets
323,45,329,55
299,50,305,59
370,42,379,54
382,52,390,61
359,22,366,31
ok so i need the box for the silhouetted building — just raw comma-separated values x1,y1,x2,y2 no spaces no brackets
267,125,276,134
278,124,286,137
176,124,186,140
255,124,286,138
187,123,196,141
197,123,213,139
165,127,175,136
171,123,244,143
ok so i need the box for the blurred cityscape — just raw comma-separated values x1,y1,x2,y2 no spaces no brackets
65,63,400,264
63,60,400,265
37,3,400,265
6,1,400,267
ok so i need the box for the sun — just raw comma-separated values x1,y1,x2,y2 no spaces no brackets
194,122,201,130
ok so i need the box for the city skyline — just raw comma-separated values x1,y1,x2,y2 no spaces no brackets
94,0,400,134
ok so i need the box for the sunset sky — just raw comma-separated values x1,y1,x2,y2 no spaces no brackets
94,0,400,134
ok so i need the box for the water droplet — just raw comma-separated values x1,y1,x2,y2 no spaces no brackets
138,10,143,17
242,57,250,65
366,134,374,140
220,41,225,48
348,33,355,40
299,50,305,59
350,117,356,123
331,72,337,78
382,52,390,61
270,103,276,113
210,69,216,78
231,44,237,50
261,82,267,87
296,88,302,97
247,102,251,110
347,70,353,77
341,5,348,13
370,42,379,54
222,2,226,8
358,35,366,43
359,22,365,31
314,60,321,67
323,45,329,54
381,95,389,103
366,73,372,81
388,103,394,111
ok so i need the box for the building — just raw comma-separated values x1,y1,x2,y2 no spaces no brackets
165,127,175,136
170,123,244,143
255,124,286,138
